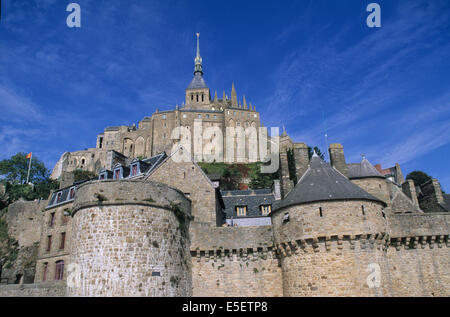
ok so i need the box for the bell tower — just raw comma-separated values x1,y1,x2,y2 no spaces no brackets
185,33,210,108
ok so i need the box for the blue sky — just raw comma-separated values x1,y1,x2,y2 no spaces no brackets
0,0,449,190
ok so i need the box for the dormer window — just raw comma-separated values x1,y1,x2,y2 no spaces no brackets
99,174,105,180
69,187,76,200
236,206,247,217
114,169,121,179
131,164,138,176
260,205,271,216
56,192,62,203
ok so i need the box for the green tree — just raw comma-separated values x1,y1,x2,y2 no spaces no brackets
0,153,59,203
406,171,432,187
308,146,325,160
0,152,48,184
73,169,97,182
249,162,278,189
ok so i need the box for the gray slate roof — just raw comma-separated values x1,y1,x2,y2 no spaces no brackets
347,158,385,179
273,154,385,212
221,189,274,218
187,73,208,89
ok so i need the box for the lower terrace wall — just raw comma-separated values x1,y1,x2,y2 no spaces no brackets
0,282,66,297
190,223,282,297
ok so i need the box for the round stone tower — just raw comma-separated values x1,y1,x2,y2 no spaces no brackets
271,153,388,296
348,156,390,205
68,180,192,297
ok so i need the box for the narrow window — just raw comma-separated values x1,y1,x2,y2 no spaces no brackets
196,94,199,102
362,205,365,216
62,213,69,225
382,208,386,219
60,233,66,250
42,263,48,282
69,187,75,199
132,164,138,176
191,95,193,101
56,192,62,203
319,207,323,217
81,158,85,165
114,169,121,179
49,213,55,227
46,235,52,252
99,137,103,149
55,261,64,281
99,174,105,180
202,94,204,102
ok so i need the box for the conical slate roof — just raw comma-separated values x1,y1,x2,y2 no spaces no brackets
273,153,385,212
347,157,385,179
187,73,208,89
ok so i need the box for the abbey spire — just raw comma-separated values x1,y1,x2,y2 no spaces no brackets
194,33,203,75
186,33,210,107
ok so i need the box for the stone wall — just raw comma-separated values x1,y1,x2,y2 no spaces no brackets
190,223,282,297
7,200,45,247
278,237,388,296
68,180,192,297
0,282,66,297
2,200,45,284
351,178,390,206
384,241,449,296
147,156,220,226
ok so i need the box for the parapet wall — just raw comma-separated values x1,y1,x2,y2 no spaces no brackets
190,223,282,297
388,212,450,238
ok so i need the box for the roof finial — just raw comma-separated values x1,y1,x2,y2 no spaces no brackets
194,33,203,75
361,154,366,161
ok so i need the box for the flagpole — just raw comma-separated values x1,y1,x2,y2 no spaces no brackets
26,152,32,184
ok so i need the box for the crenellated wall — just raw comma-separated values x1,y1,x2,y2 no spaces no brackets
190,223,283,297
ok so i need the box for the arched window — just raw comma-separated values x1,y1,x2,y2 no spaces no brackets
55,260,64,280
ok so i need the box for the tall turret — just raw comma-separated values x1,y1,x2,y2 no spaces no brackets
271,153,388,296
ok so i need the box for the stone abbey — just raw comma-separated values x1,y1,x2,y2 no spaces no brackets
0,35,448,297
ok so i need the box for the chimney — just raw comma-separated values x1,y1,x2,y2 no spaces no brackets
422,179,445,205
280,151,293,198
395,163,404,184
293,143,309,183
329,143,348,177
402,179,419,207
272,180,281,200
